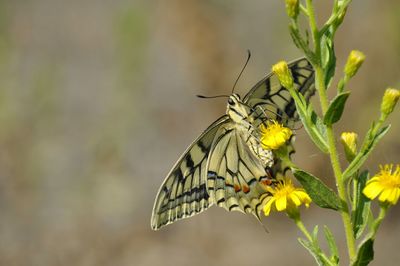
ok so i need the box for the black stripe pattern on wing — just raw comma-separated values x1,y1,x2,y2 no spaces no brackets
244,58,315,128
243,58,315,182
151,116,229,230
206,125,271,218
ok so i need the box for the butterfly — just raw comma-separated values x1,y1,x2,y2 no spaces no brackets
151,58,315,230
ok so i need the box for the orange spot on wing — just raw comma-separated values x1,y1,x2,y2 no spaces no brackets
261,180,272,186
242,186,250,193
234,184,241,192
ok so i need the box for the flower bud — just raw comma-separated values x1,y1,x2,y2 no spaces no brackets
334,2,348,27
381,88,400,117
285,0,299,19
272,61,294,89
340,132,358,162
344,50,365,78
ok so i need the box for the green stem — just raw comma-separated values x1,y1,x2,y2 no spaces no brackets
307,0,357,260
300,4,309,16
337,76,348,94
333,0,339,11
292,0,359,263
295,217,336,266
351,173,358,211
377,113,387,129
370,204,388,240
328,127,356,262
306,0,320,62
315,67,329,112
315,51,357,264
320,0,352,37
290,19,316,63
295,217,313,242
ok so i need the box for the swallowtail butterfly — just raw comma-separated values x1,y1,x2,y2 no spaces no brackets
151,58,315,230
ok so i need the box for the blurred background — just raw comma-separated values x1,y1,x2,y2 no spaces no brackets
0,0,399,265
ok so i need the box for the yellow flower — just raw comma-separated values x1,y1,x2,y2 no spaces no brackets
285,0,299,18
363,164,400,205
344,50,365,78
263,178,311,216
340,132,358,161
272,61,294,89
260,120,292,150
381,88,400,117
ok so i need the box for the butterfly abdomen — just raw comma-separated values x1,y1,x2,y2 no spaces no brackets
246,133,274,168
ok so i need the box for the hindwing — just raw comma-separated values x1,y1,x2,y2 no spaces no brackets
151,57,316,230
206,124,271,218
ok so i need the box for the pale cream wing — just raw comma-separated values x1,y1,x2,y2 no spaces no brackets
244,57,315,178
151,116,229,230
244,57,315,128
206,124,271,218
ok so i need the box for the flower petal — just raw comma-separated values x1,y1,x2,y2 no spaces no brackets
259,121,292,150
293,190,309,202
261,178,312,217
378,188,393,203
290,193,301,206
385,188,400,205
363,182,383,200
393,189,400,204
263,198,275,216
276,195,287,211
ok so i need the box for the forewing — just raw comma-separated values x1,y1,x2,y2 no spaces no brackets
244,57,315,128
206,125,271,217
244,58,315,179
151,116,229,230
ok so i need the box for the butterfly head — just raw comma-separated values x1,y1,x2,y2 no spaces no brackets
227,93,240,105
227,93,250,122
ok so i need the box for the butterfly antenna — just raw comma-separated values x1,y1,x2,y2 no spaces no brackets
232,49,251,94
196,94,230,99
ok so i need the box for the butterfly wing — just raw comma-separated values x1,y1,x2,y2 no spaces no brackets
151,116,229,230
152,58,315,229
244,58,315,178
244,57,315,128
206,124,271,218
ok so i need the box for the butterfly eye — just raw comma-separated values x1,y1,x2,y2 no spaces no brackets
228,98,234,105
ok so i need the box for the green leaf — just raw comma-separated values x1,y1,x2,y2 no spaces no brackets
352,238,374,266
310,107,328,139
291,90,329,153
289,25,316,63
312,225,319,242
292,168,340,210
307,107,329,153
289,25,301,49
324,226,339,264
323,92,350,125
352,171,371,239
298,238,325,266
289,24,302,50
337,78,345,94
321,29,336,88
343,125,391,179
